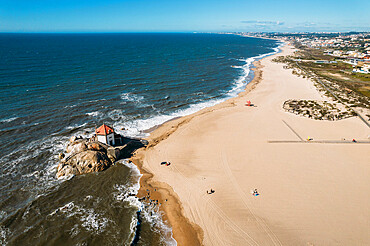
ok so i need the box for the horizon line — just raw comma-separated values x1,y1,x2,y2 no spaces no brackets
0,30,369,34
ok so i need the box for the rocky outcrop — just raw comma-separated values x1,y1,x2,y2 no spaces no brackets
88,142,107,152
57,150,112,178
57,136,147,178
66,140,88,154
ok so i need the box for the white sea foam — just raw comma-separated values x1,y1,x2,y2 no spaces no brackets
128,213,139,244
227,43,283,99
49,201,110,234
120,92,148,107
1,121,96,198
69,224,80,238
108,109,126,121
0,211,7,221
86,111,100,117
116,98,224,138
0,117,18,123
113,161,142,207
226,56,254,97
80,210,109,233
0,226,10,246
113,161,143,245
2,120,92,196
1,133,74,209
65,122,87,130
114,160,176,245
88,99,106,103
142,206,177,245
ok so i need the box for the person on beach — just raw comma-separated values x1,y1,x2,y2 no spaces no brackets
207,189,215,194
253,189,259,196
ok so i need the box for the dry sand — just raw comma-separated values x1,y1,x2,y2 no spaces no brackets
133,44,370,245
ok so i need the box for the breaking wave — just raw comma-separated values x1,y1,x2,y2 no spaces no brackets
115,44,282,138
120,92,149,108
0,33,280,245
0,117,18,123
115,161,176,245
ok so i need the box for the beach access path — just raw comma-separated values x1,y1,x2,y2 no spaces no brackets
141,45,370,245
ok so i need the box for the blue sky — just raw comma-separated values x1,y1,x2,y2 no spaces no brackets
1,0,369,32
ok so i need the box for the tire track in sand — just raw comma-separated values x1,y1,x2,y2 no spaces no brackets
220,150,283,246
151,146,260,245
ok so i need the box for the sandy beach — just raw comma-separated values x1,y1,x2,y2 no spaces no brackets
132,44,370,245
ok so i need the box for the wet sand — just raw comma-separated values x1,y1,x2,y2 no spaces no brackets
132,44,370,245
130,58,264,245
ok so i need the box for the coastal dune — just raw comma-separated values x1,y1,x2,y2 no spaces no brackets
135,45,370,245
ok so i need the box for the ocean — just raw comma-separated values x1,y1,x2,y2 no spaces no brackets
0,33,279,245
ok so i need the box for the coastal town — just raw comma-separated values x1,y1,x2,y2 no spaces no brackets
241,31,370,74
226,31,370,124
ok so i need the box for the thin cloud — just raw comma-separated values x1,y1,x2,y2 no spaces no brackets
296,22,318,28
241,20,285,26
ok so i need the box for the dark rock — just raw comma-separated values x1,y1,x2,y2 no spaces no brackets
107,147,122,162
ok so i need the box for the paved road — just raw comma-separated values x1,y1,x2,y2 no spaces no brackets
282,120,303,141
268,140,370,144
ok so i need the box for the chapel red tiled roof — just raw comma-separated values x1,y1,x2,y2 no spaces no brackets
95,124,114,136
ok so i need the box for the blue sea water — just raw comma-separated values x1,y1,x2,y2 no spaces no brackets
0,33,279,245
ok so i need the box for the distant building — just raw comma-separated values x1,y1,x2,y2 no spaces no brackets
344,58,361,66
95,124,116,146
332,50,343,57
353,64,370,74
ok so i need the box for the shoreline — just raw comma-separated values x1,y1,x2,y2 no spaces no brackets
130,58,265,245
132,41,370,245
133,42,369,245
119,35,281,140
